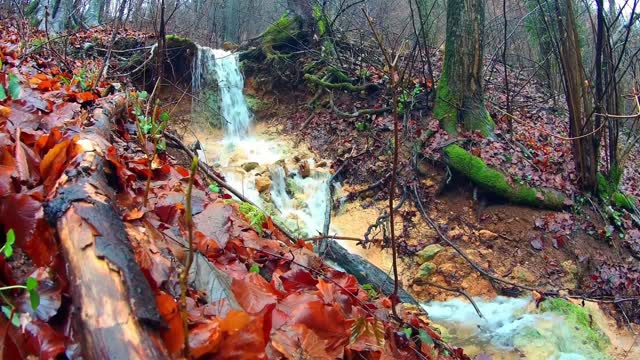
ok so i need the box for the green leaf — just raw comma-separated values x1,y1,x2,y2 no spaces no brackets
419,329,434,346
209,184,220,193
160,112,170,122
1,306,20,327
26,277,38,291
3,229,15,258
8,74,20,99
29,290,40,310
249,264,260,273
402,327,412,338
0,84,6,101
156,139,167,152
138,91,148,100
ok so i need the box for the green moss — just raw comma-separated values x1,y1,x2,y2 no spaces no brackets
540,298,610,351
238,202,267,235
245,94,268,113
433,72,459,135
25,0,40,16
165,35,197,52
261,13,298,57
443,145,566,209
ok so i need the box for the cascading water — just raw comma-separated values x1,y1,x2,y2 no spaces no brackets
193,47,252,138
191,46,331,237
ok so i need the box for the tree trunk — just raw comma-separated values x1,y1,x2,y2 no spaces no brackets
85,0,105,27
553,0,597,190
433,0,494,137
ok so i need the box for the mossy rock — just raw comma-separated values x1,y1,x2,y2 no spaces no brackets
417,262,436,279
285,178,303,197
261,13,301,57
165,35,197,52
539,298,610,352
245,94,269,113
417,244,444,264
443,144,566,209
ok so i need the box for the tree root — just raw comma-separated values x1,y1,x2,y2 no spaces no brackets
304,73,379,93
329,93,392,118
443,144,567,209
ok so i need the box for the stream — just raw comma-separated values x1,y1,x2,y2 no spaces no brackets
184,46,637,360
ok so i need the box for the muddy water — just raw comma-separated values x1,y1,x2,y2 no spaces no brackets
184,46,638,360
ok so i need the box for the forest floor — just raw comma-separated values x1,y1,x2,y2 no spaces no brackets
242,46,640,331
0,19,476,359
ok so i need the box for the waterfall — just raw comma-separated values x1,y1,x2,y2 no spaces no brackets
190,44,332,238
192,46,252,139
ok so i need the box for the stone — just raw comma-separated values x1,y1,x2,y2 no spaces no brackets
299,160,311,178
255,176,272,193
478,229,498,241
447,227,464,240
418,262,436,279
223,41,239,51
416,244,444,264
241,162,259,172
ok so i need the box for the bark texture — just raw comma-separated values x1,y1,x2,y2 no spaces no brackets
433,0,494,136
43,95,167,359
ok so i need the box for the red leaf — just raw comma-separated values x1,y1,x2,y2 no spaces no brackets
189,319,222,358
271,323,330,360
231,272,280,314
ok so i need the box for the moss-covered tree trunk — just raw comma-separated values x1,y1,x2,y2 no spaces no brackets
433,0,494,136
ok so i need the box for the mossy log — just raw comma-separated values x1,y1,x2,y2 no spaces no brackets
443,144,567,209
304,74,378,93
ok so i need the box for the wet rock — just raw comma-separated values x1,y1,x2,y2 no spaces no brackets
512,265,536,284
477,229,498,241
286,178,303,196
416,244,444,264
255,176,272,193
299,160,311,178
561,260,578,288
418,262,436,279
223,41,239,51
447,227,464,240
241,162,259,172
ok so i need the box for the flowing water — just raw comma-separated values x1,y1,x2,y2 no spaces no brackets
188,46,636,360
190,47,332,237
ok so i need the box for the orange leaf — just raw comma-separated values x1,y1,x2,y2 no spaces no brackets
124,208,145,221
219,310,251,334
0,105,11,118
156,293,184,355
75,91,96,103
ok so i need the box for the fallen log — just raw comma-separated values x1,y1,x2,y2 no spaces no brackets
43,95,167,359
322,239,418,305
